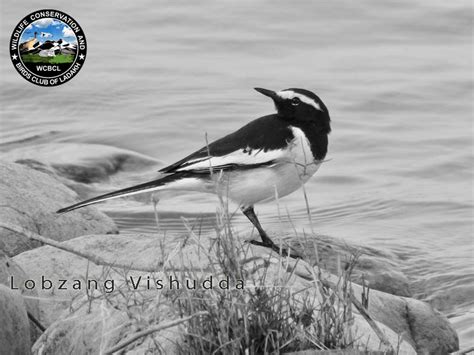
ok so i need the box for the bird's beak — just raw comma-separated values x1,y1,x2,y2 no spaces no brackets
254,88,282,102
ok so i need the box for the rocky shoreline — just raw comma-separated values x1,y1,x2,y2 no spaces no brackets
0,161,459,354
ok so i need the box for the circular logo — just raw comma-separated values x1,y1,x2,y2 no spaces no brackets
9,9,86,86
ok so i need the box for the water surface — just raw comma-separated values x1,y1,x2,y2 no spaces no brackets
1,0,472,349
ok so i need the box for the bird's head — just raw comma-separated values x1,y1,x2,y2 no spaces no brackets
255,87,331,133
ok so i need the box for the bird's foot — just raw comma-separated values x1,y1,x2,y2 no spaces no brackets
248,239,302,259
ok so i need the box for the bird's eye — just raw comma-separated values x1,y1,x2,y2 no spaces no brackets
291,97,301,106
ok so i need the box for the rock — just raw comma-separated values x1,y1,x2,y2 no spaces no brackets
0,161,118,256
3,143,162,184
0,284,31,355
32,298,179,355
287,256,459,354
351,313,415,354
249,247,416,353
12,233,169,327
288,234,412,297
32,302,130,355
0,249,41,345
404,298,459,354
14,232,457,353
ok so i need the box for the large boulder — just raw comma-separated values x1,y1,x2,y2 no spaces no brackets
288,234,412,297
32,297,179,355
0,284,31,355
0,161,118,256
2,143,162,184
0,249,41,345
288,251,459,354
12,233,168,327
13,232,458,353
32,303,132,355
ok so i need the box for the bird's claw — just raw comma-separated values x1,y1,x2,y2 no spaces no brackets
247,239,302,259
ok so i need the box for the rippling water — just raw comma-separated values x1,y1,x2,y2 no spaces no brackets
1,0,472,349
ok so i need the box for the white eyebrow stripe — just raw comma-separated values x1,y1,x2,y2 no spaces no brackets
277,90,322,111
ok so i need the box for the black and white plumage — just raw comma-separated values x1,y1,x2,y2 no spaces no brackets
26,39,63,57
57,88,331,251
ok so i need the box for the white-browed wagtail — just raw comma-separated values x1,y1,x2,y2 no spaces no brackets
58,88,331,253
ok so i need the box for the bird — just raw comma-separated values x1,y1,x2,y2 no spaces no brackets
34,39,63,57
57,88,331,253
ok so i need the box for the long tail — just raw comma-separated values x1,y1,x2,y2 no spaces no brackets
57,173,186,214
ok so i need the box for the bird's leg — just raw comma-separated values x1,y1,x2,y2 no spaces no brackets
241,205,275,246
241,206,302,259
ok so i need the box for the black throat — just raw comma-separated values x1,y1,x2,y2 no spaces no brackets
290,120,329,161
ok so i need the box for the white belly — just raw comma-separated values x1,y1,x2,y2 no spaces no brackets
221,161,321,206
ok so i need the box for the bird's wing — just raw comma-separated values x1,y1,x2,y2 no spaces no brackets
165,147,286,173
160,114,294,174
